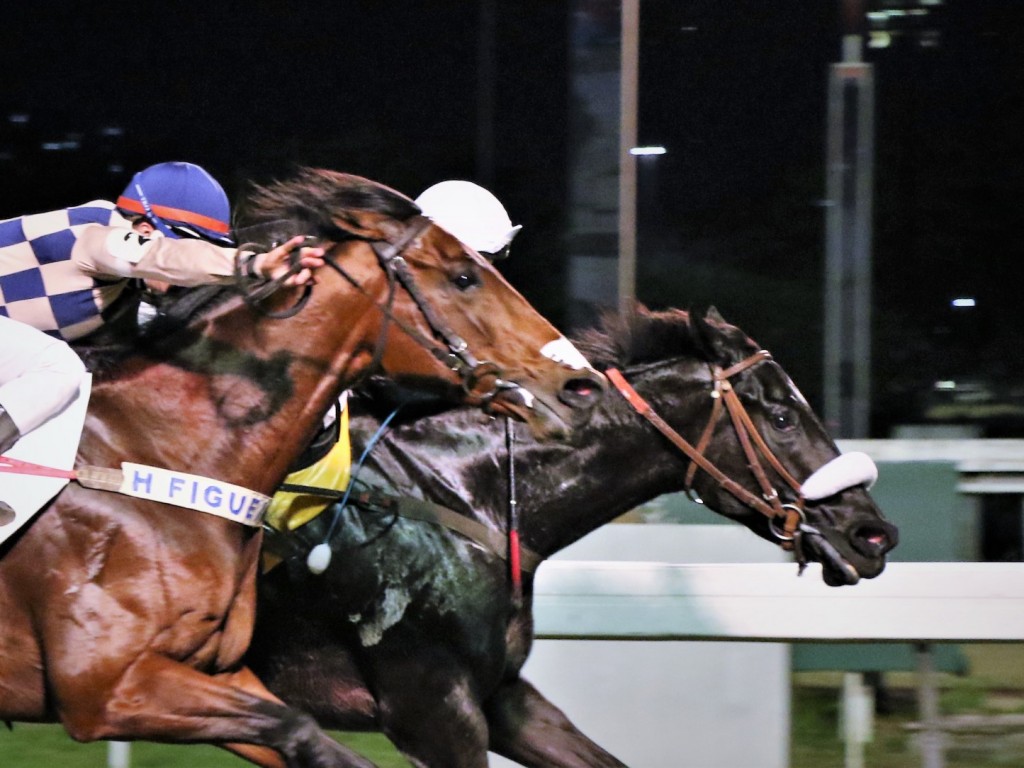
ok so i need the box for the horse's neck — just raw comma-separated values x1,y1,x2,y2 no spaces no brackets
512,380,700,557
83,292,367,494
354,407,508,527
353,361,709,559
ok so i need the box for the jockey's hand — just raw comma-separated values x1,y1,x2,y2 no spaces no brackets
253,235,326,287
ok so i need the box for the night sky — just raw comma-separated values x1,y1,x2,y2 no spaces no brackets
2,3,490,191
3,1,1024,435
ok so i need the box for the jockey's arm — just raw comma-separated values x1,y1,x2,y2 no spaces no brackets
72,228,325,288
0,316,87,452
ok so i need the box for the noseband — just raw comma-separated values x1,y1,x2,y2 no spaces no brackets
606,351,814,566
237,215,519,404
366,216,520,404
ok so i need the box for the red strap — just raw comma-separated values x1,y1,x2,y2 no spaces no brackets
509,528,524,602
0,455,77,480
606,368,651,415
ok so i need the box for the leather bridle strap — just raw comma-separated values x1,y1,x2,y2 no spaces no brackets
712,353,805,542
606,352,806,547
350,489,544,573
236,215,517,404
605,367,778,518
370,216,514,401
369,219,473,368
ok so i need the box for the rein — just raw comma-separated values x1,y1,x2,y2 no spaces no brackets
606,350,813,567
506,417,523,606
236,215,520,405
344,490,542,574
367,216,522,404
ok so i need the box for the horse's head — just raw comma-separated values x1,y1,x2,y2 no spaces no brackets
681,307,898,585
581,305,898,587
237,169,605,441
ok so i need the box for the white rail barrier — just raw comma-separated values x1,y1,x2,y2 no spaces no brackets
492,559,1024,768
531,561,1024,642
491,520,1024,768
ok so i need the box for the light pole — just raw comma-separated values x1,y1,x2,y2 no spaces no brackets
823,0,875,439
618,0,640,312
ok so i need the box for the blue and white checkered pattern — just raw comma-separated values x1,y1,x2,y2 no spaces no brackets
0,201,129,341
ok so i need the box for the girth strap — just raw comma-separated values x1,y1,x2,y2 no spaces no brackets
353,490,543,574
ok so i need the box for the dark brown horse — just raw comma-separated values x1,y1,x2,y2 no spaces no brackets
0,170,604,768
249,305,899,768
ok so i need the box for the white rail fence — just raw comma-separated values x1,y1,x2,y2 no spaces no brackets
531,560,1024,643
487,524,1024,768
101,519,1024,768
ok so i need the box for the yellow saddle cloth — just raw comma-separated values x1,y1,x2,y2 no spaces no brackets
264,395,352,532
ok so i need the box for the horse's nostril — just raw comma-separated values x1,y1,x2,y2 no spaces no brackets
566,379,596,397
854,523,897,555
558,374,604,408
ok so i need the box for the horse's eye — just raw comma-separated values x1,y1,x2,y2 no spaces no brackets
771,410,796,432
452,272,479,291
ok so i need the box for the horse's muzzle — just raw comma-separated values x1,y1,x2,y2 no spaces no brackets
557,369,607,414
485,368,605,440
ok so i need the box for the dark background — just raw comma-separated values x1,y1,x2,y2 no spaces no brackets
3,1,1022,436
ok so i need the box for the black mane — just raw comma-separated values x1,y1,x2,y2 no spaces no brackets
572,304,758,371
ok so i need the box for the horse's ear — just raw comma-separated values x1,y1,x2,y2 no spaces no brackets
705,306,728,325
689,306,736,365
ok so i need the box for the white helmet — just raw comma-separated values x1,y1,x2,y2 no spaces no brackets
415,180,522,256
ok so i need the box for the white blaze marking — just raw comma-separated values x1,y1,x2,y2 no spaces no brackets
541,337,594,371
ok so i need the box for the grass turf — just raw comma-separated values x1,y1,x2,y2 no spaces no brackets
0,727,412,768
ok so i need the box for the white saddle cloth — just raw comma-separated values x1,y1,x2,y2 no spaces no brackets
0,375,91,547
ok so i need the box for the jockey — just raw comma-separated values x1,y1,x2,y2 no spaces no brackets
415,180,521,261
0,161,325,455
0,316,85,455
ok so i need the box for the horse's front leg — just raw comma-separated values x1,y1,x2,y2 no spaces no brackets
484,676,627,768
369,656,490,768
217,666,377,768
53,655,376,768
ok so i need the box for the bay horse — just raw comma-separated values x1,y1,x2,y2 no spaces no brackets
249,305,899,768
0,169,603,768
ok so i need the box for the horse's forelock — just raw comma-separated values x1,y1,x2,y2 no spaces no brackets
239,168,420,236
573,305,760,371
574,305,701,369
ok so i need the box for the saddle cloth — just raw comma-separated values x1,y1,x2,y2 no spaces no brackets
264,393,352,532
0,375,91,547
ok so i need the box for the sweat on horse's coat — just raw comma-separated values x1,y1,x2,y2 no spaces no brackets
0,168,603,768
250,305,898,768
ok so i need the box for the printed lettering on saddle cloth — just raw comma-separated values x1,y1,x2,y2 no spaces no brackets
119,463,269,526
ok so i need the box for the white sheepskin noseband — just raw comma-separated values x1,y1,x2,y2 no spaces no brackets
801,451,878,501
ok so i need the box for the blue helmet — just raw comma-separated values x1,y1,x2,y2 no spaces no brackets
116,162,233,244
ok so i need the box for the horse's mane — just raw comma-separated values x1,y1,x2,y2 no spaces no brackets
77,169,421,374
236,168,420,237
75,284,235,376
572,303,758,371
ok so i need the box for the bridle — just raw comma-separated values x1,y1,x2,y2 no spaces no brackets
606,350,815,567
236,214,523,405
366,215,522,403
